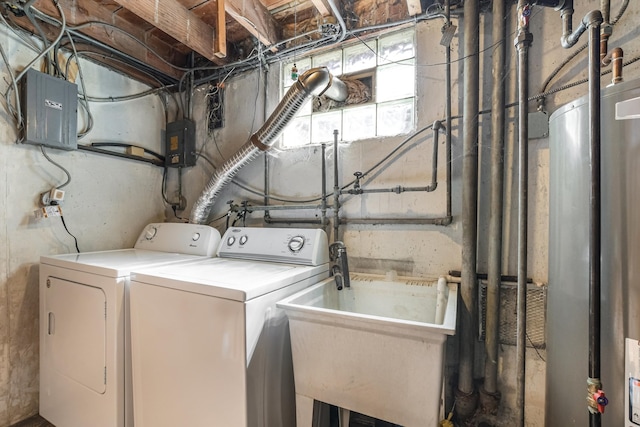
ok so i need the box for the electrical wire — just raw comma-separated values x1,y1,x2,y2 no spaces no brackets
65,32,94,138
60,215,80,253
0,22,22,127
30,12,193,73
40,146,72,189
3,0,67,129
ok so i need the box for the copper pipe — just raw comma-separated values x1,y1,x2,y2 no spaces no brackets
611,47,624,84
600,33,611,66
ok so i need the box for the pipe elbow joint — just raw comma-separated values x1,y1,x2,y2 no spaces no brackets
583,10,603,28
298,68,348,102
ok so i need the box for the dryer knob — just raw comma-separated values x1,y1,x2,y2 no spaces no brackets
145,226,158,240
288,236,305,252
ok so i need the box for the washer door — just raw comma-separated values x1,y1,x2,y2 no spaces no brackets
45,277,107,394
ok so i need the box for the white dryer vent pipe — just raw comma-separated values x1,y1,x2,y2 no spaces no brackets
189,67,347,224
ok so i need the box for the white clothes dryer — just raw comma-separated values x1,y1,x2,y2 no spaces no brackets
129,227,330,427
39,222,221,427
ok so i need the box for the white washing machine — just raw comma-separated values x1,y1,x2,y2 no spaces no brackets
129,227,330,427
39,222,222,427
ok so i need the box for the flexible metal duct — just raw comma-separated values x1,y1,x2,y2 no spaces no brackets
190,67,347,224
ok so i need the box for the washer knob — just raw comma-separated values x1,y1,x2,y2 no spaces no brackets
192,232,201,241
145,226,158,240
288,236,305,252
227,236,236,246
239,235,248,246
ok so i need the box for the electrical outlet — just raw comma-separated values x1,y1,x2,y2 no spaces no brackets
35,205,63,219
40,188,65,206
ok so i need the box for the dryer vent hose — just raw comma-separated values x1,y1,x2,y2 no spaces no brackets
189,68,347,224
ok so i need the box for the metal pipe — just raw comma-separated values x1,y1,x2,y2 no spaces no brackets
514,2,533,426
484,0,507,402
456,0,480,420
586,12,604,427
333,129,341,241
339,217,452,226
611,47,623,84
444,0,452,223
321,142,328,226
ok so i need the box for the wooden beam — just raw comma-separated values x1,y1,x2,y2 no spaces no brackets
310,0,331,16
215,0,227,58
111,0,224,61
224,0,280,48
405,0,422,16
29,0,187,78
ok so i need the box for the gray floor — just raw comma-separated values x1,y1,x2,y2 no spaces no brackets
9,415,54,427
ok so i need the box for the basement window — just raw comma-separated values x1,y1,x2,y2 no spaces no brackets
280,28,415,148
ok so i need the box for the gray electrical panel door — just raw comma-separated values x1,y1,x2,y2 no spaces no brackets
21,69,78,150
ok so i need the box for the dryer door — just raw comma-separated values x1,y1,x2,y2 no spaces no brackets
44,277,107,394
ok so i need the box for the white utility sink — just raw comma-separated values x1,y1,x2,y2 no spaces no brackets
277,272,458,427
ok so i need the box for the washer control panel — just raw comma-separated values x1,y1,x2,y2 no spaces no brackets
218,227,329,266
134,223,221,256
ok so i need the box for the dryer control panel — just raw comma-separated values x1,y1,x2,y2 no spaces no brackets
134,223,221,256
218,227,329,266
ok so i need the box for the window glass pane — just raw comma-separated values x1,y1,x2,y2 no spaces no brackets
378,30,415,65
312,51,342,76
311,111,342,143
283,58,311,90
282,115,311,148
377,99,414,137
376,61,415,102
344,42,377,74
342,105,376,141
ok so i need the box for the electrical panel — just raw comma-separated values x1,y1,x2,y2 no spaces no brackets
21,68,78,150
165,119,196,168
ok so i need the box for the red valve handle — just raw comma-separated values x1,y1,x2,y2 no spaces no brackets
593,390,608,414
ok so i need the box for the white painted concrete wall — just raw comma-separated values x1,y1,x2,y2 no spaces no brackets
0,25,167,424
185,1,640,425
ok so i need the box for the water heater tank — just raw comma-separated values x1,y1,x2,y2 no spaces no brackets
547,78,640,425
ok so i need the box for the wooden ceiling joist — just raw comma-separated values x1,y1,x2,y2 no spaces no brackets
29,0,186,80
111,0,227,60
224,0,279,48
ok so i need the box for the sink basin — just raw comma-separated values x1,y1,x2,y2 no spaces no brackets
277,273,458,427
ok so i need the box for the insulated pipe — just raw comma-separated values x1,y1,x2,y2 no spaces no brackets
189,68,347,224
514,2,533,427
484,0,507,403
586,12,604,427
456,0,480,420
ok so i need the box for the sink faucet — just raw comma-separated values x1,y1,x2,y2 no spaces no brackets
329,241,350,290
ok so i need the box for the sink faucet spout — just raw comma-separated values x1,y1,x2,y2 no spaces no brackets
329,241,350,290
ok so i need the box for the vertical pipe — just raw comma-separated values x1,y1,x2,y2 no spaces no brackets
587,13,603,427
333,129,340,241
484,0,507,401
514,2,533,426
456,0,480,419
321,142,328,227
611,47,623,84
444,0,452,222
